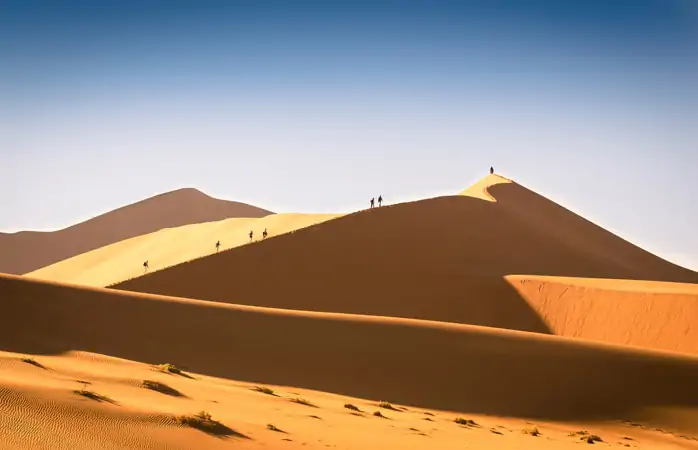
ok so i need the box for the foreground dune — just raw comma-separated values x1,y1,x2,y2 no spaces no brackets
0,188,272,276
3,350,698,450
4,274,698,433
27,213,339,287
110,176,698,354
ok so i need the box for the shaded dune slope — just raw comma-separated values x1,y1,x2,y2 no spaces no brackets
112,178,698,342
0,188,273,275
3,274,698,429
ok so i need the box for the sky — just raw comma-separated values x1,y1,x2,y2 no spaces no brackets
2,0,697,270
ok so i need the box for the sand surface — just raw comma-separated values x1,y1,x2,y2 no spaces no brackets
0,188,272,275
4,174,698,449
3,273,698,449
27,212,339,287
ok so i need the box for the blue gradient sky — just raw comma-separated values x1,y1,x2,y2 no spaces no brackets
2,0,697,270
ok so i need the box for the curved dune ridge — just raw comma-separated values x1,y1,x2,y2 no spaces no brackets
3,274,698,437
27,212,340,287
0,188,273,276
110,175,698,354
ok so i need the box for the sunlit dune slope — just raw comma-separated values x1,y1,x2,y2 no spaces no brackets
3,273,698,430
27,213,339,287
111,175,698,339
507,275,698,355
0,188,273,275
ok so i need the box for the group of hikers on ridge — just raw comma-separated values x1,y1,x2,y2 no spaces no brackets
141,168,491,273
370,195,384,209
142,228,269,271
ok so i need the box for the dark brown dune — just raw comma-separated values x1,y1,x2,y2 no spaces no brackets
0,188,273,275
111,177,698,343
3,273,698,431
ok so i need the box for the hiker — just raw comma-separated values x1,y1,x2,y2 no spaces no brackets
215,240,221,252
370,197,375,208
490,166,494,175
249,230,254,242
378,195,383,207
263,228,268,239
143,260,149,272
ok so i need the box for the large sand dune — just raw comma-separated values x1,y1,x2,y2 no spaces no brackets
0,188,272,276
3,274,698,440
27,213,339,287
110,176,698,353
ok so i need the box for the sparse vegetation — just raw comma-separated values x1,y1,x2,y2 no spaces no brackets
141,380,184,397
73,389,112,403
267,424,283,432
490,428,503,435
253,386,275,395
176,411,245,437
584,435,603,444
378,401,398,410
290,397,316,407
523,426,541,436
21,357,46,369
158,363,183,375
344,403,361,412
373,411,386,418
454,417,477,426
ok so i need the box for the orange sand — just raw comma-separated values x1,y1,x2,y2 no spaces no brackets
3,174,698,449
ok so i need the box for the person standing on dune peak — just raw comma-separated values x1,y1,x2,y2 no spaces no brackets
378,195,383,207
370,197,375,208
143,260,149,272
215,240,220,252
490,166,494,174
263,228,268,239
249,230,253,242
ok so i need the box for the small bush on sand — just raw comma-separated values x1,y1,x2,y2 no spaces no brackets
254,386,275,395
373,411,386,418
290,397,315,407
176,411,243,437
158,363,183,375
454,417,477,426
267,424,282,432
344,404,361,412
584,435,603,444
73,389,111,402
378,401,397,410
523,426,540,436
21,357,45,369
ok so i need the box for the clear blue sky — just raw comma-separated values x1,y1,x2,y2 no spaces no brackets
2,0,697,271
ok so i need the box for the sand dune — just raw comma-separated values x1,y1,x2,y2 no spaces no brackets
0,188,272,276
27,213,339,287
109,176,698,353
3,273,698,435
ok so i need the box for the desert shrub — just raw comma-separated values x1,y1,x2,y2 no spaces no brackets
344,404,360,412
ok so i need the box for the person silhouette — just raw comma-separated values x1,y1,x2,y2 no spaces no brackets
249,230,254,242
143,260,149,272
490,166,494,174
370,197,375,208
378,195,383,207
262,228,268,239
215,240,221,252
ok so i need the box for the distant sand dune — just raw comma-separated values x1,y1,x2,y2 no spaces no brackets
0,188,272,275
3,273,698,431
